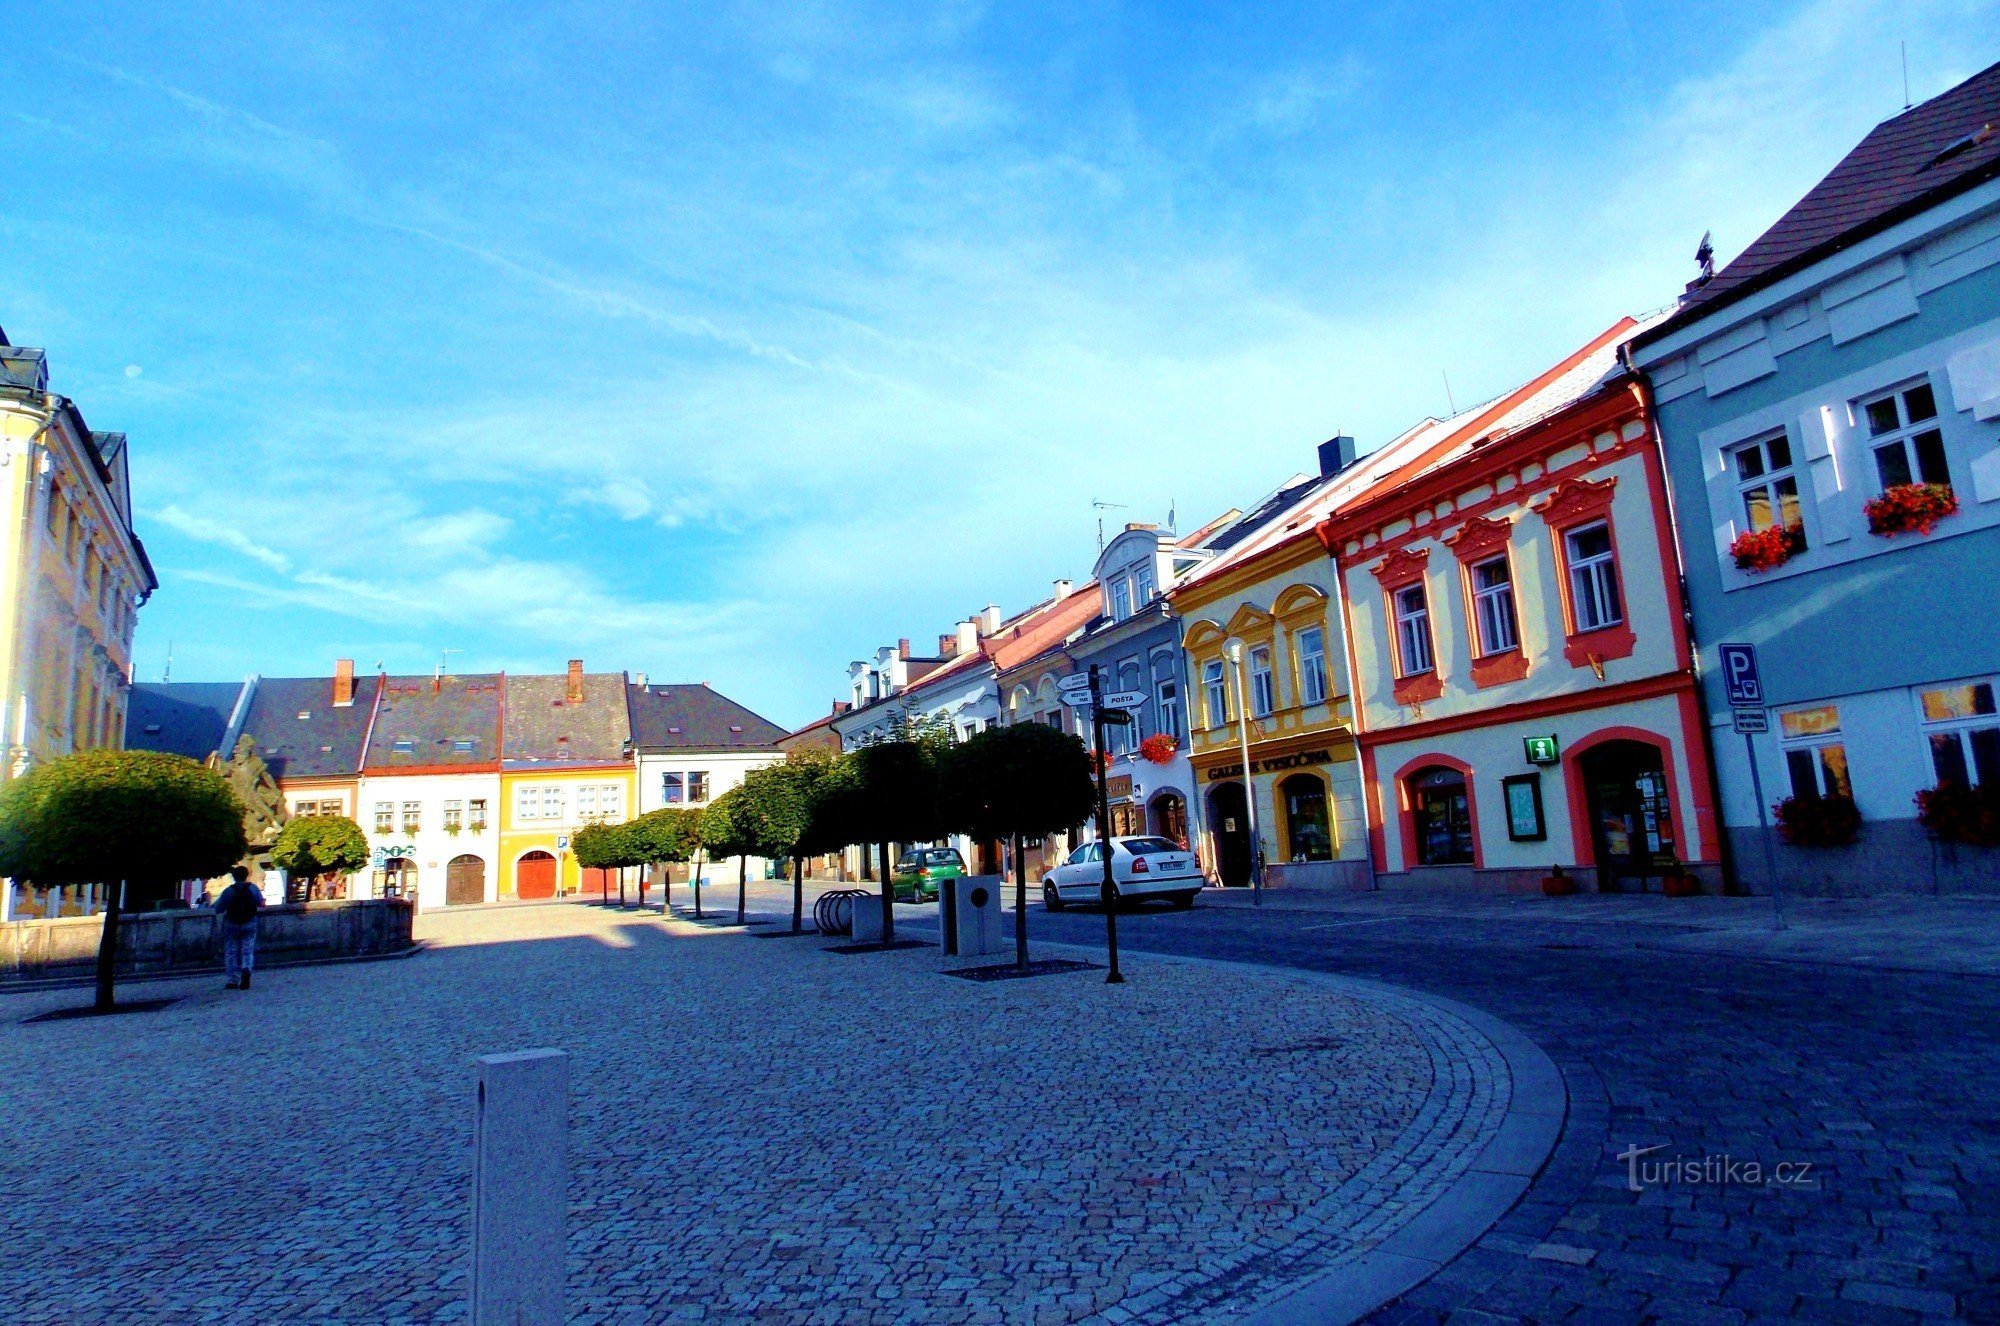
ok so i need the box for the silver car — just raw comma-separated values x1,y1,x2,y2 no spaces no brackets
1042,836,1203,911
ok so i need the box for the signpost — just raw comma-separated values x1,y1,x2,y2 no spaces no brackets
1720,643,1785,931
1085,664,1125,985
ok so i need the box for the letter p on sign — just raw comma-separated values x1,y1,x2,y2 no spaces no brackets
1719,643,1762,707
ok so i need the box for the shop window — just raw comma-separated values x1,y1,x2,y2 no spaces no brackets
1733,432,1806,545
1778,705,1850,800
1920,680,2000,788
1863,379,1949,491
1409,766,1474,865
1281,774,1332,861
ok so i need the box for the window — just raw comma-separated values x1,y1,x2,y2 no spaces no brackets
374,802,393,834
1134,563,1156,606
1249,646,1275,717
577,785,599,820
515,785,539,820
469,798,488,830
1110,579,1132,620
687,771,709,804
1281,774,1332,861
1157,675,1182,740
1202,659,1229,727
1296,626,1328,705
1564,522,1622,632
1863,379,1949,491
444,800,464,830
391,737,415,755
540,787,566,821
1470,556,1519,656
1919,681,2000,788
1778,705,1850,801
662,772,684,804
597,784,623,820
401,800,421,833
1732,432,1806,543
44,488,61,537
1394,583,1434,675
1411,766,1474,865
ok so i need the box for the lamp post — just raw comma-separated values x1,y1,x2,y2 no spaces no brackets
1225,640,1262,906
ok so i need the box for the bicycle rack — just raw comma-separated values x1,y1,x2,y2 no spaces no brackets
812,888,874,937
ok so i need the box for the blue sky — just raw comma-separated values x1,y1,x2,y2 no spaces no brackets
6,1,1996,728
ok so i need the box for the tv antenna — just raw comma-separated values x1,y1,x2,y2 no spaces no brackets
1092,499,1127,551
161,640,173,684
1901,42,1912,110
1441,370,1457,415
437,648,463,678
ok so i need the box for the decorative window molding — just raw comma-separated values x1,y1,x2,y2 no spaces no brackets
1443,514,1511,565
1369,545,1431,588
1534,477,1636,669
1445,517,1527,689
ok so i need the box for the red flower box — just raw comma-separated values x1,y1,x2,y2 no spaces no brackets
1915,781,2000,846
1864,483,1958,537
1774,793,1860,847
1729,524,1804,573
1138,734,1178,765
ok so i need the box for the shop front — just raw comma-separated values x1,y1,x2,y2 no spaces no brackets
1189,731,1369,889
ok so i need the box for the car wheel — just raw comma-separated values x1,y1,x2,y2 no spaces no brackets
1171,891,1196,909
1043,882,1064,912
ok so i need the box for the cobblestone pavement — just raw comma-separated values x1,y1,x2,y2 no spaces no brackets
0,904,1516,1325
1020,890,2000,1324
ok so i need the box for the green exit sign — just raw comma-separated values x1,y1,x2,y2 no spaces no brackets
1523,735,1560,765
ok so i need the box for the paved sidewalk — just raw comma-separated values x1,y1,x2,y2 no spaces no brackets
0,903,1525,1325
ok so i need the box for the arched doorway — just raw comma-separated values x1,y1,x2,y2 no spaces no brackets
1280,774,1333,861
517,850,558,900
1207,782,1252,887
1408,766,1474,865
1149,791,1189,848
446,855,486,906
1577,740,1674,889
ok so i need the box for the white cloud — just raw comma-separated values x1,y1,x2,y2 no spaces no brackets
150,504,293,573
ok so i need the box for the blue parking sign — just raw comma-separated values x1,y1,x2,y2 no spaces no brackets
1719,643,1762,706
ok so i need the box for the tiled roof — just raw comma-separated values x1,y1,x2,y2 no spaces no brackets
364,674,504,771
125,682,244,762
502,672,633,767
238,674,381,781
1642,59,2000,342
628,682,787,750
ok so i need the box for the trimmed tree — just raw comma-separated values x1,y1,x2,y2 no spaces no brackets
740,751,831,933
571,821,625,905
0,750,247,1011
626,807,697,912
269,814,370,902
700,788,760,925
941,723,1096,967
850,724,949,945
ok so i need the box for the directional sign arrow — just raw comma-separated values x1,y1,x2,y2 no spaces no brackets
1060,692,1097,709
1100,689,1148,709
1056,674,1092,695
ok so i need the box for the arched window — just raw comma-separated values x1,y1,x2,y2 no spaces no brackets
1409,766,1474,865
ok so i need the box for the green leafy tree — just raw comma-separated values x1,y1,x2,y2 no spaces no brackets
740,750,833,933
571,821,629,904
700,787,761,925
0,750,247,1011
941,724,1096,967
850,729,949,944
269,814,370,902
219,734,286,854
626,807,698,912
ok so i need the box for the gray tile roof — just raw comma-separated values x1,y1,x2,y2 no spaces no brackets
502,672,633,768
237,674,381,781
628,683,787,750
125,682,245,762
363,674,504,771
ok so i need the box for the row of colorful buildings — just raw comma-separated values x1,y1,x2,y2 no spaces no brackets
814,63,2000,897
112,661,786,912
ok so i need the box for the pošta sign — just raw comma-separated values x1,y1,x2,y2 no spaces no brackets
1203,748,1335,781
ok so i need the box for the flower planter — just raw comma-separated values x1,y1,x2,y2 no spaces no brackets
1541,873,1576,896
1729,523,1805,573
1773,793,1860,847
1864,483,1958,537
1138,734,1178,765
1660,873,1699,898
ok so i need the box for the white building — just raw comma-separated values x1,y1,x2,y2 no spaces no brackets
628,679,788,882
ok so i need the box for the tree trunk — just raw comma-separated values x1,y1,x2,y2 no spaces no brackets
1014,831,1029,969
878,841,894,945
619,866,627,908
736,855,747,925
661,861,672,914
792,856,805,933
94,880,124,1012
692,850,705,919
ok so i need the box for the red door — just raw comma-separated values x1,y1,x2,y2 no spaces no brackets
581,866,615,899
516,851,557,900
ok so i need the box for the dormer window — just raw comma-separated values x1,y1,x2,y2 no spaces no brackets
1110,579,1132,620
1134,563,1156,605
453,739,475,753
392,738,416,755
297,710,311,721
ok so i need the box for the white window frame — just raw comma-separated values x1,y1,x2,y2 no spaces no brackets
1110,579,1132,621
469,798,488,831
1202,659,1229,727
400,800,421,833
1860,377,1949,493
1564,522,1623,632
1296,626,1328,706
1731,430,1806,540
1776,704,1850,801
1470,556,1519,656
1393,583,1434,676
1134,562,1156,606
373,802,393,834
1917,676,2000,789
687,771,710,804
443,800,464,830
1249,645,1275,717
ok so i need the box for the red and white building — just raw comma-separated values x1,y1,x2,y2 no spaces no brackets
1317,318,1724,892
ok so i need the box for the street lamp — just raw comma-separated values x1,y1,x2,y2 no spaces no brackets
1225,640,1262,906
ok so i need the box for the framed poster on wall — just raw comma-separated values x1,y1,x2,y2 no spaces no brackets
1502,773,1546,842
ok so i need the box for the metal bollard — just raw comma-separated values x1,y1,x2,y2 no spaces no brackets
471,1048,569,1326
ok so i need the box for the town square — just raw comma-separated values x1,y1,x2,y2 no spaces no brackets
3,4,1999,1323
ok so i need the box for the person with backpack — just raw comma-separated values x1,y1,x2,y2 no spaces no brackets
213,865,265,991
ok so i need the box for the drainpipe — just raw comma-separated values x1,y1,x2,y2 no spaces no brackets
1323,567,1378,890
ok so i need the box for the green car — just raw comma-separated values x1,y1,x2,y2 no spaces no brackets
891,847,966,902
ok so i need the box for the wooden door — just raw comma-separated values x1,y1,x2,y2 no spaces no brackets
516,851,557,900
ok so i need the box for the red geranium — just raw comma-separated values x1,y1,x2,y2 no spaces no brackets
1138,733,1178,765
1915,781,2000,846
1864,483,1958,537
1729,524,1804,573
1773,793,1860,847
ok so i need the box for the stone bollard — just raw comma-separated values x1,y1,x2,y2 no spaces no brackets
946,876,1007,958
850,893,885,944
471,1048,569,1326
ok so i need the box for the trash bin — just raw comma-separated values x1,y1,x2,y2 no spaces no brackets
943,876,1005,958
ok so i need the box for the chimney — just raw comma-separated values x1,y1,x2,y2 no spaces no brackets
566,659,585,704
979,603,1002,635
956,619,980,653
898,637,911,659
833,700,850,714
939,632,957,658
633,672,648,689
1053,579,1072,600
1318,435,1357,478
333,658,355,708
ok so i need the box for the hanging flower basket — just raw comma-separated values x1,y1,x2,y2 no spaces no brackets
1773,793,1860,847
1729,524,1804,573
1915,781,2000,846
1138,733,1178,765
1864,483,1958,537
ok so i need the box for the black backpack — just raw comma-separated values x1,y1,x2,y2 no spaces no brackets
220,882,259,924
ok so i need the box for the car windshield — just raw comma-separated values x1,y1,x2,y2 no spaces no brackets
1122,838,1184,855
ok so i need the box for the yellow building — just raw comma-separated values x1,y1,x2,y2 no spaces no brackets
498,664,638,899
1,332,157,919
